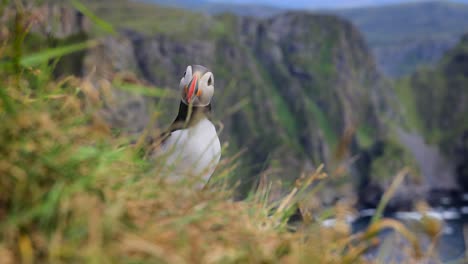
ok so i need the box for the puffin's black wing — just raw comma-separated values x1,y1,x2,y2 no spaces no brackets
140,128,174,158
138,105,187,157
136,102,212,157
129,124,174,158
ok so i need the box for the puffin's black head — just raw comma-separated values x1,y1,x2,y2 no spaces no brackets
179,65,214,107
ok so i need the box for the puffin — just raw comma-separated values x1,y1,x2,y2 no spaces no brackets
148,65,221,186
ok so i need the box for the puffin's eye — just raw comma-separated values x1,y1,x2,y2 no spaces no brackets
207,76,213,86
183,66,192,83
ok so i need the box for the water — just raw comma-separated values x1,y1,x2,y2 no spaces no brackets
350,208,467,263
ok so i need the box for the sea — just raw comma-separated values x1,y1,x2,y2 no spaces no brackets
328,193,468,263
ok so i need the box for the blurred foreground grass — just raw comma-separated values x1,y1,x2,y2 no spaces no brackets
0,1,438,263
0,68,362,263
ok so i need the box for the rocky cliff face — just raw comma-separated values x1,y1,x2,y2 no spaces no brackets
396,34,468,198
81,8,395,202
34,1,462,210
356,35,468,209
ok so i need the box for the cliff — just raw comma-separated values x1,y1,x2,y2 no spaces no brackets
80,1,394,203
395,34,468,201
32,1,460,210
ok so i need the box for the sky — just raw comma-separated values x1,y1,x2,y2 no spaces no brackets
208,0,468,9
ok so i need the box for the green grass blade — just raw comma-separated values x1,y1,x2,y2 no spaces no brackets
371,167,410,224
20,40,98,67
70,0,116,34
114,82,177,98
0,86,14,114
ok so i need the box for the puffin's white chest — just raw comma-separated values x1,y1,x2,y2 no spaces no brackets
157,118,221,184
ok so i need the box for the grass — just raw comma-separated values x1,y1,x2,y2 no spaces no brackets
0,1,445,263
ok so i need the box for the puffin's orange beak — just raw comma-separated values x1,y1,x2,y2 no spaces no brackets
186,75,198,103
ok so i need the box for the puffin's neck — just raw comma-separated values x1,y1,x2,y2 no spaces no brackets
171,102,211,131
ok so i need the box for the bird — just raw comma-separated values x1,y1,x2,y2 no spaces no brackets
147,65,221,187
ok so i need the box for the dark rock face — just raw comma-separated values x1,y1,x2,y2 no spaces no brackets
11,4,91,77
28,4,91,38
455,132,468,191
83,35,152,136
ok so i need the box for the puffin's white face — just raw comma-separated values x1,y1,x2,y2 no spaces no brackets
179,65,214,107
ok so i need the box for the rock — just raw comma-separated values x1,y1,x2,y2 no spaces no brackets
455,132,468,190
27,4,91,38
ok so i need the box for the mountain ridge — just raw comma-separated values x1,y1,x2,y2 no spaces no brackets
144,0,468,10
335,1,468,76
138,0,468,77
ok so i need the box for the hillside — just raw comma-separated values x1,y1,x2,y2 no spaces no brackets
335,1,468,77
